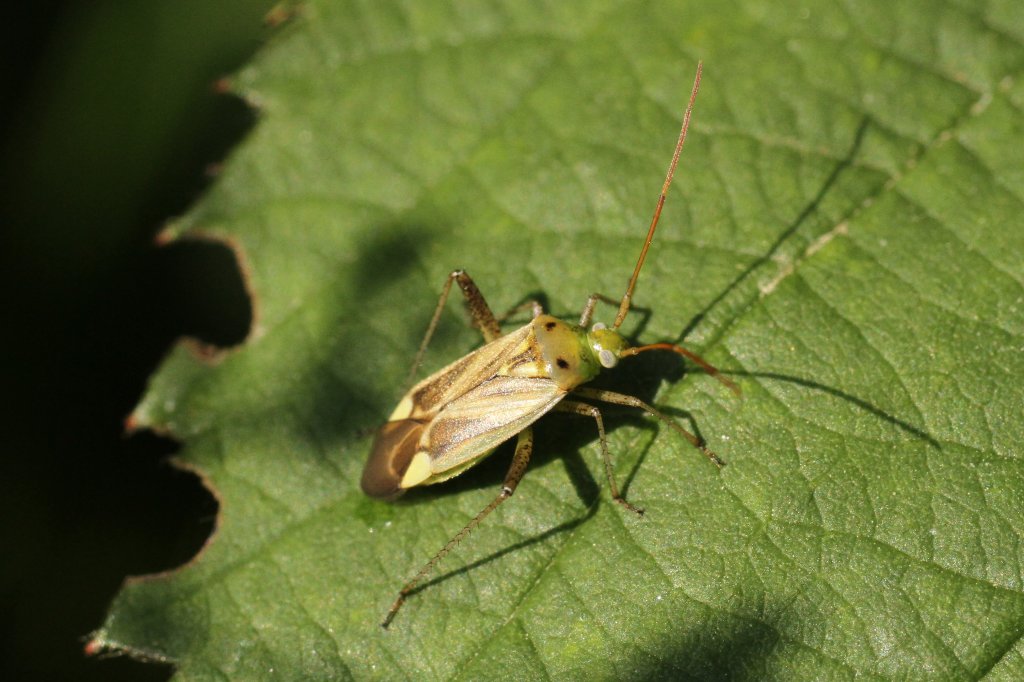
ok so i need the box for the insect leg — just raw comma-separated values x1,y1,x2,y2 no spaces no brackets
554,400,645,516
497,299,545,324
381,427,535,628
578,293,621,327
571,387,724,467
407,270,502,387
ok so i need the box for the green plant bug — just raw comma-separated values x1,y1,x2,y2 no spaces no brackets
363,62,739,628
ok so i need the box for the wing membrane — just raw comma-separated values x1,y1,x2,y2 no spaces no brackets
424,376,564,473
406,325,534,419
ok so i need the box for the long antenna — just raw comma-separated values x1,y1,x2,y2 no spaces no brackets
612,61,702,329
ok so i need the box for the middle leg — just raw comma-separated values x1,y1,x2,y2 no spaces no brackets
554,400,645,516
572,387,724,467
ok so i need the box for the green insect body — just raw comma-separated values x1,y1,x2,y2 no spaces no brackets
363,62,737,628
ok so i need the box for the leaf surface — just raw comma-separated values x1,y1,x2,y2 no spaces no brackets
96,1,1024,679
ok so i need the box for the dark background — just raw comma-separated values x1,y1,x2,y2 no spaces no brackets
1,2,274,679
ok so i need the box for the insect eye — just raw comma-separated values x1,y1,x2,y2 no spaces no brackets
591,322,607,331
598,349,618,368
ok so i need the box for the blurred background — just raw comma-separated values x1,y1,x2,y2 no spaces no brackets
1,1,275,679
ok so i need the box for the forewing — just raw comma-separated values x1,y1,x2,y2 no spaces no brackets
423,376,564,474
401,325,534,420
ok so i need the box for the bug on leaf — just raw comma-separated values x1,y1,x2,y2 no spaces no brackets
362,62,738,628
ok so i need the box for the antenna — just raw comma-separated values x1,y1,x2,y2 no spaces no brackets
613,61,702,329
622,342,741,396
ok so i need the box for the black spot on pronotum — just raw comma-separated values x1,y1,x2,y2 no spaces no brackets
545,321,557,331
556,357,570,369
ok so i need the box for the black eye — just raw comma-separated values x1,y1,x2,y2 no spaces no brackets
556,357,570,369
545,321,557,331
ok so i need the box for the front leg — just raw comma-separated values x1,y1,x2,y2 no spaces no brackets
578,293,620,328
572,387,724,467
407,270,501,387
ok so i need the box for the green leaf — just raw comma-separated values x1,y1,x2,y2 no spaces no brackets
95,1,1024,679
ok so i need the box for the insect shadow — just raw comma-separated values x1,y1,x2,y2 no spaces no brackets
352,222,437,295
675,116,871,344
660,115,939,452
643,604,801,679
737,370,942,449
304,222,444,442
